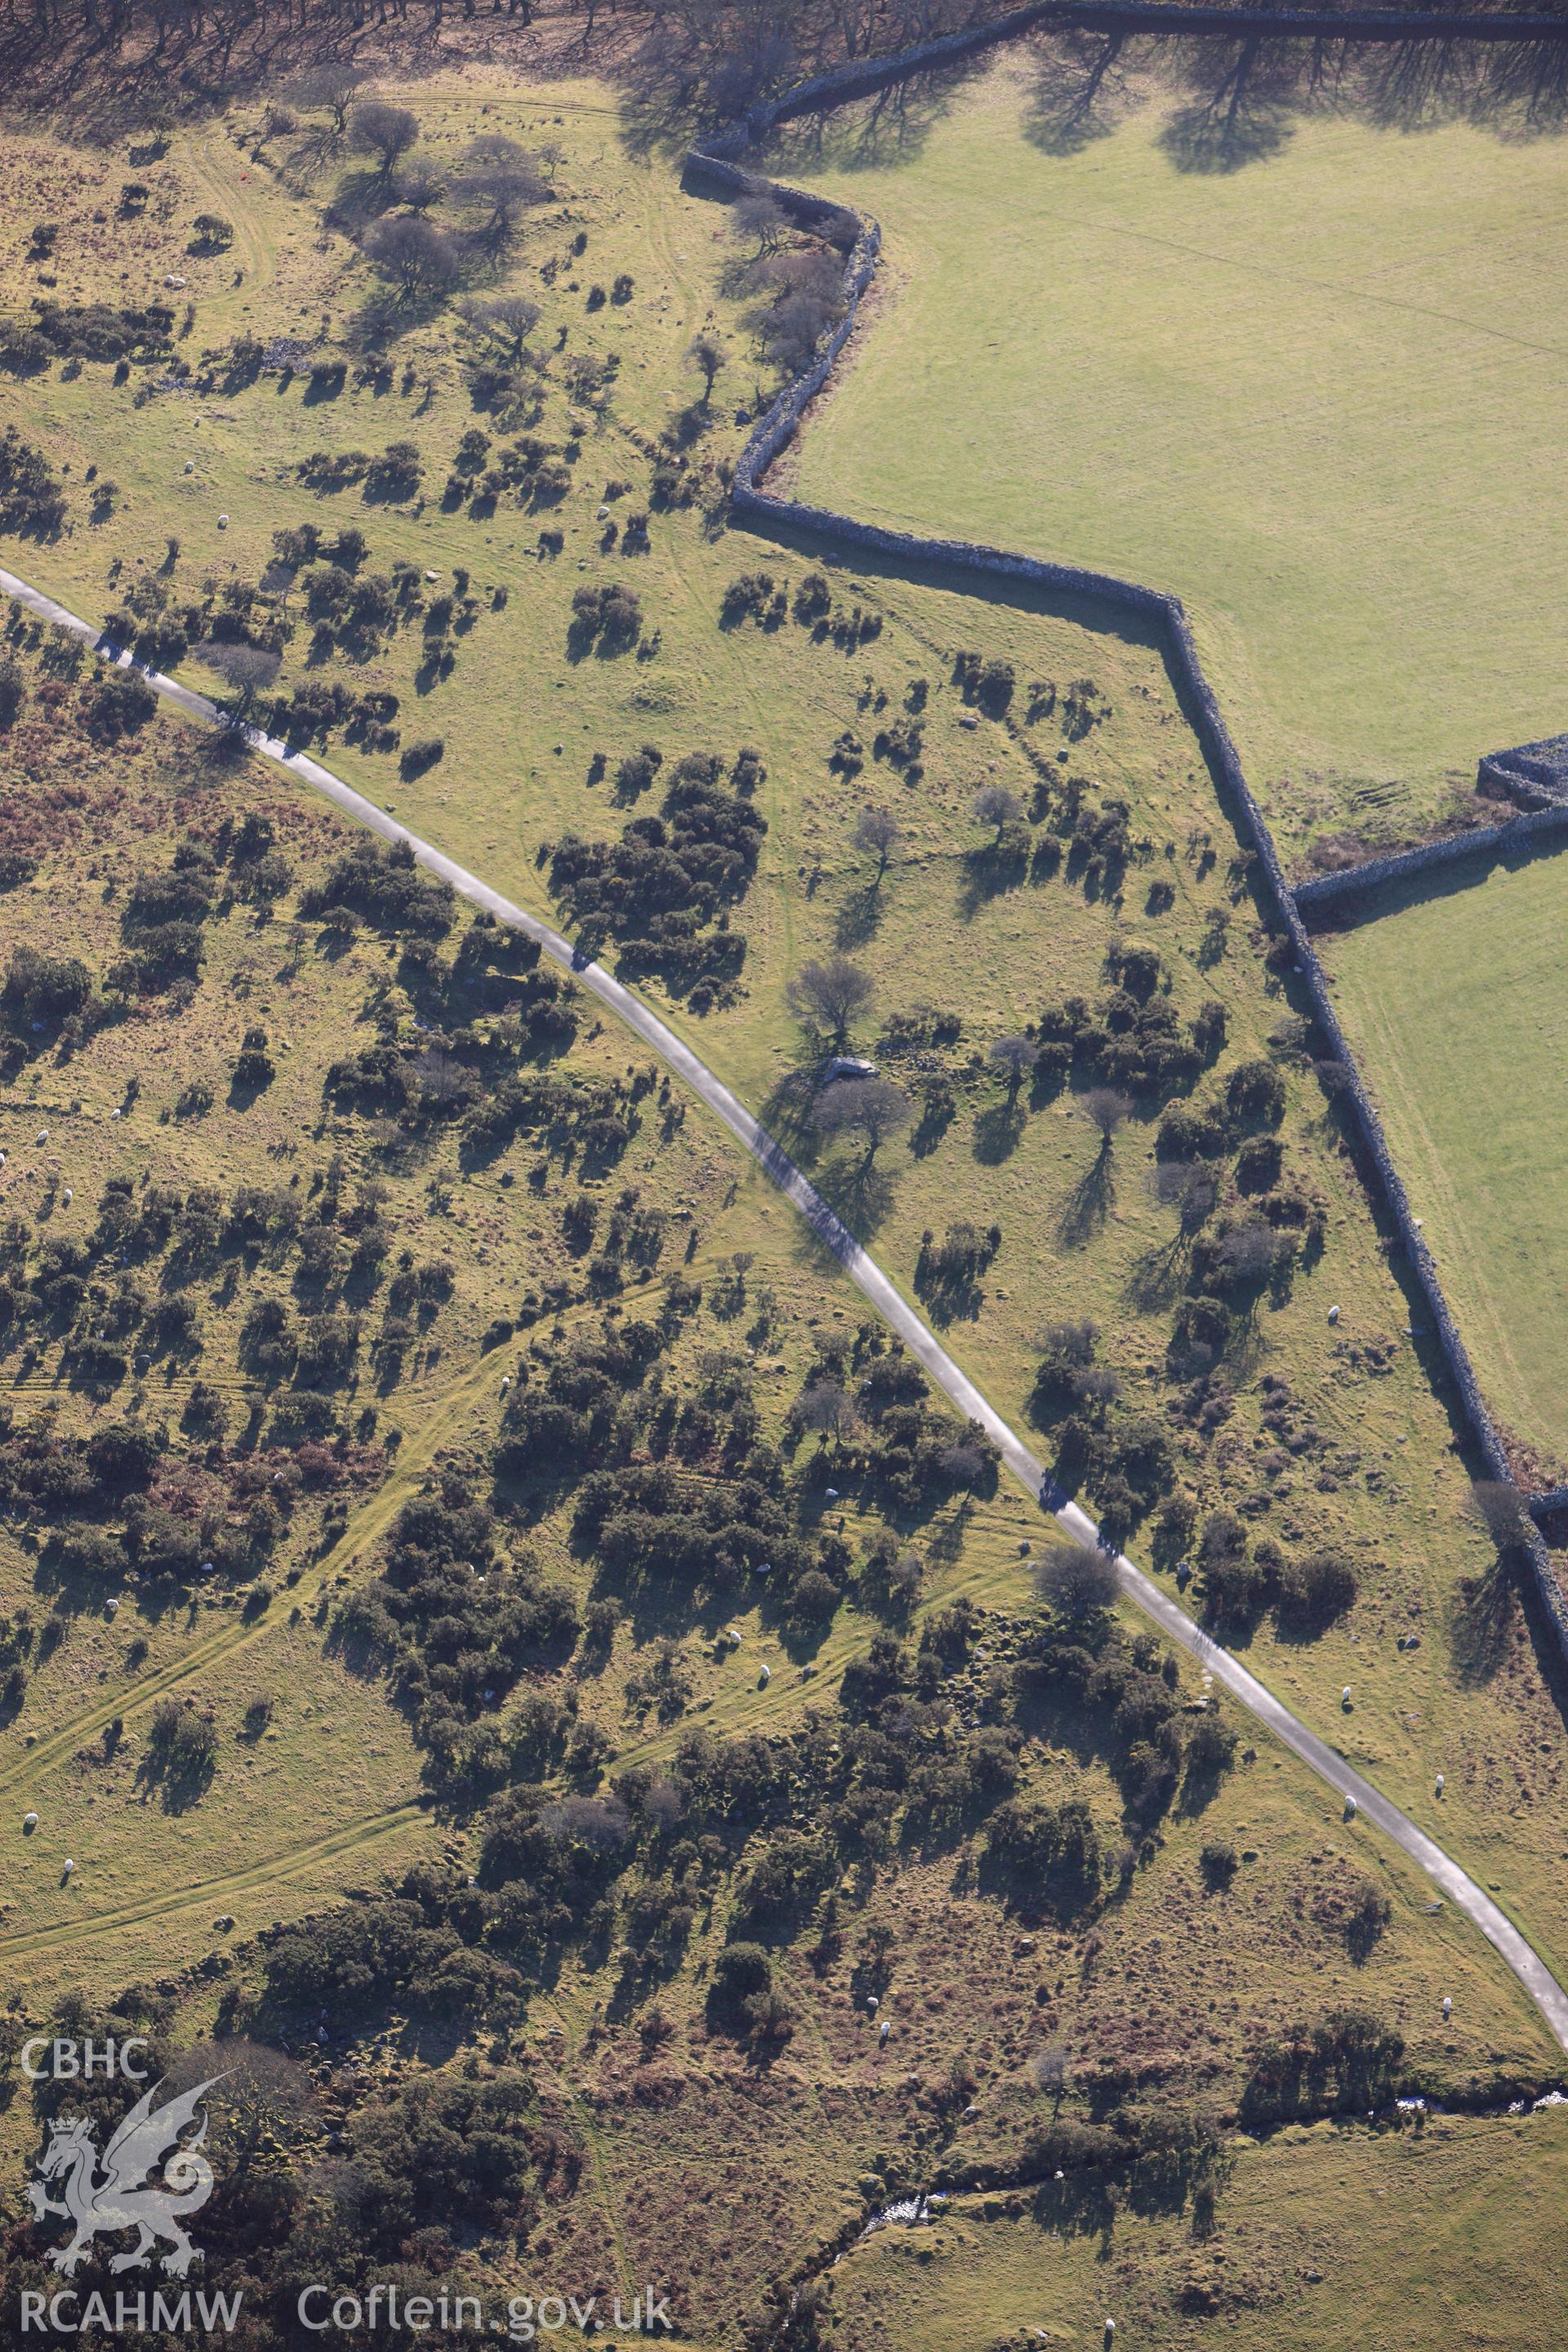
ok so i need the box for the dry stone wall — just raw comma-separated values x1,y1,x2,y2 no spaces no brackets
687,54,1568,1649
1294,804,1568,916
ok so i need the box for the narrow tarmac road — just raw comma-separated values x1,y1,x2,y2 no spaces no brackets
7,560,1567,2054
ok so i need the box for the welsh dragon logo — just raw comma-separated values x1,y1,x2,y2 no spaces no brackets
28,2075,220,2277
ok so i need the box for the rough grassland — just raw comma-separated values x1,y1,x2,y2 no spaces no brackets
1317,848,1568,1477
826,2105,1568,2350
777,54,1568,853
2,66,1568,2350
9,74,1568,2025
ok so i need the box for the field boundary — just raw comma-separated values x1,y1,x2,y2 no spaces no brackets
1293,812,1568,915
10,555,1568,2048
706,0,1568,145
684,52,1568,1649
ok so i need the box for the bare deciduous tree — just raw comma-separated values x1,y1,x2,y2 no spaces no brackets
287,64,365,137
812,1076,911,1162
686,332,726,407
786,956,873,1048
460,292,542,362
395,163,448,216
890,1548,922,1605
972,782,1023,840
350,101,420,180
1468,1479,1530,1554
853,806,901,882
1214,1216,1285,1284
797,1377,852,1443
363,216,461,303
989,1034,1039,1101
198,642,280,714
452,134,549,257
1031,2043,1070,2105
1149,1160,1219,1232
1080,1085,1133,1153
733,193,786,257
169,2040,314,2178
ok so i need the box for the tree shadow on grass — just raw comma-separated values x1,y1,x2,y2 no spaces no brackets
914,1261,986,1330
834,882,885,951
757,1056,821,1148
807,1151,898,1244
1056,1147,1115,1249
1021,30,1138,158
135,1738,216,1816
971,1098,1025,1165
1123,1236,1187,1313
1159,79,1294,176
957,839,1029,920
1449,1556,1520,1690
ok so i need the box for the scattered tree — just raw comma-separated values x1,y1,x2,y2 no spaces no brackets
1080,1085,1133,1154
989,1034,1039,1102
686,332,726,407
364,216,462,304
396,163,448,215
786,956,872,1048
350,102,421,182
796,1378,852,1445
461,293,541,361
811,1076,911,1163
853,806,900,882
287,63,365,140
972,782,1023,841
198,642,280,715
452,134,549,256
1031,2043,1071,2105
733,194,786,257
1468,1479,1530,1556
1035,1543,1120,1619
1150,1159,1219,1232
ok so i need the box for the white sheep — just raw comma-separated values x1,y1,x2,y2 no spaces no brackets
23,1811,38,1832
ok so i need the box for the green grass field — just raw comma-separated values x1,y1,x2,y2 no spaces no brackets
1318,846,1568,1478
9,71,1568,2011
826,2105,1568,2350
8,65,1568,2342
777,54,1568,855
